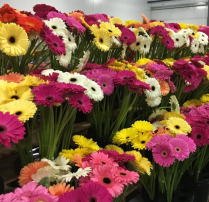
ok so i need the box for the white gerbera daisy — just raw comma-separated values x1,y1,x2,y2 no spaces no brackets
60,30,77,51
144,78,161,99
148,109,168,121
84,78,104,101
41,69,63,76
198,43,205,54
198,31,208,46
57,72,87,86
139,36,152,55
171,33,185,48
31,166,58,183
129,35,143,51
121,43,127,59
190,38,199,53
111,36,122,47
152,121,164,131
60,167,91,182
169,95,180,112
42,156,71,171
44,18,67,36
77,50,90,72
146,96,162,107
56,50,72,67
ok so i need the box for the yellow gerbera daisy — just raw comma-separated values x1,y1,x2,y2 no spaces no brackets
131,132,152,150
105,145,124,154
136,58,152,66
73,135,100,151
164,112,185,120
100,22,121,37
0,86,33,105
93,29,111,51
203,65,209,80
108,60,126,72
132,121,154,133
200,94,209,104
162,117,191,136
127,64,147,81
23,75,48,87
0,23,29,56
183,99,202,107
0,99,37,122
179,22,188,29
125,20,141,27
162,58,176,67
110,17,124,25
90,24,100,35
150,21,165,28
113,128,138,145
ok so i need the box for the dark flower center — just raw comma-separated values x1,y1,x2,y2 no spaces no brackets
91,87,96,92
196,134,202,139
11,95,19,99
162,151,167,157
103,177,111,184
46,97,53,100
108,29,112,33
167,40,170,44
144,44,146,48
136,42,140,46
176,38,179,41
175,147,180,152
15,111,22,116
9,36,15,43
124,36,128,39
70,78,77,82
151,86,155,91
175,125,180,129
101,161,106,164
52,25,57,29
141,141,146,144
120,172,127,176
89,197,97,202
0,126,6,133
99,38,103,43
68,38,71,42
102,83,107,88
53,43,58,47
78,100,83,105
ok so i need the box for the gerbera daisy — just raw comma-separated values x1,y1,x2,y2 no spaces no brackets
29,193,58,202
146,96,162,107
60,30,77,51
56,50,72,67
84,79,104,101
0,72,24,83
66,16,86,33
44,17,67,35
18,161,49,186
129,35,143,51
58,187,85,202
40,23,53,39
131,132,152,150
105,145,124,154
90,164,124,197
132,120,154,133
146,135,172,150
114,167,139,185
119,27,136,45
0,112,25,148
57,72,87,86
82,181,113,202
0,193,16,202
73,135,100,151
169,95,180,112
113,128,138,145
162,35,175,49
45,33,66,55
190,38,199,53
139,37,152,55
32,83,65,107
97,75,114,95
93,29,111,51
47,11,67,21
0,100,37,122
49,183,74,197
100,22,121,37
77,51,90,72
177,134,196,153
113,70,136,86
68,92,93,113
158,80,170,96
190,127,209,147
169,138,189,161
165,117,192,136
152,142,175,167
0,23,29,56
144,78,161,99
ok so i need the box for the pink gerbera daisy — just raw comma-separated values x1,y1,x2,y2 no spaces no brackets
66,16,86,33
47,11,67,21
57,83,85,96
114,70,136,86
90,164,124,197
29,193,58,202
0,112,25,148
100,69,117,77
68,92,93,114
40,23,53,39
97,75,114,95
152,142,175,167
162,36,175,49
150,25,169,36
58,187,85,202
177,134,196,153
190,127,209,147
0,192,16,202
114,168,139,186
119,27,136,45
169,138,190,161
85,71,101,82
82,181,113,202
32,83,65,107
45,33,66,55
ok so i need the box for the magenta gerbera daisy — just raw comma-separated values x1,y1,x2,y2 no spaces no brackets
152,142,175,167
97,75,114,95
150,25,169,36
190,127,209,147
85,71,101,82
177,135,196,153
169,138,190,161
0,112,25,148
40,23,53,39
90,164,124,197
114,70,136,86
162,35,175,49
119,27,136,45
66,16,86,33
82,181,113,202
47,11,67,21
114,168,139,186
68,92,93,114
57,83,85,96
100,69,117,77
45,33,66,55
32,83,65,107
58,187,85,202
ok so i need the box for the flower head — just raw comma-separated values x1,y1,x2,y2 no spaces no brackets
49,183,74,197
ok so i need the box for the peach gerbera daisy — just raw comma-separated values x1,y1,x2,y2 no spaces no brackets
18,161,49,186
49,183,74,197
0,72,24,83
158,80,170,96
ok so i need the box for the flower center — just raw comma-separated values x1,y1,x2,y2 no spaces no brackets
53,43,58,47
120,172,127,176
151,86,155,91
161,151,167,157
103,177,111,184
136,42,140,46
175,125,180,129
52,25,57,29
101,161,106,164
144,44,146,48
141,141,146,144
175,147,181,152
0,126,6,133
108,29,112,33
196,134,202,139
9,36,15,43
91,87,96,92
176,38,179,41
99,38,103,43
70,78,77,82
68,38,71,42
102,83,107,88
78,100,83,105
89,197,97,202
11,95,19,99
46,97,53,100
15,111,22,116
124,36,128,39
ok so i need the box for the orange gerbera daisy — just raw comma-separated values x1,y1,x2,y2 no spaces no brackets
0,72,24,83
17,16,43,33
18,161,49,186
68,11,84,22
158,79,170,96
49,183,74,197
72,154,82,167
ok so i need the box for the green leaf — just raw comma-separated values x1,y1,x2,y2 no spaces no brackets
171,102,176,111
38,177,50,188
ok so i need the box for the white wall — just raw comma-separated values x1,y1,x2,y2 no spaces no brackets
0,0,151,22
150,0,208,25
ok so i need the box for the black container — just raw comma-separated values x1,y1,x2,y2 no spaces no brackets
0,175,4,194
